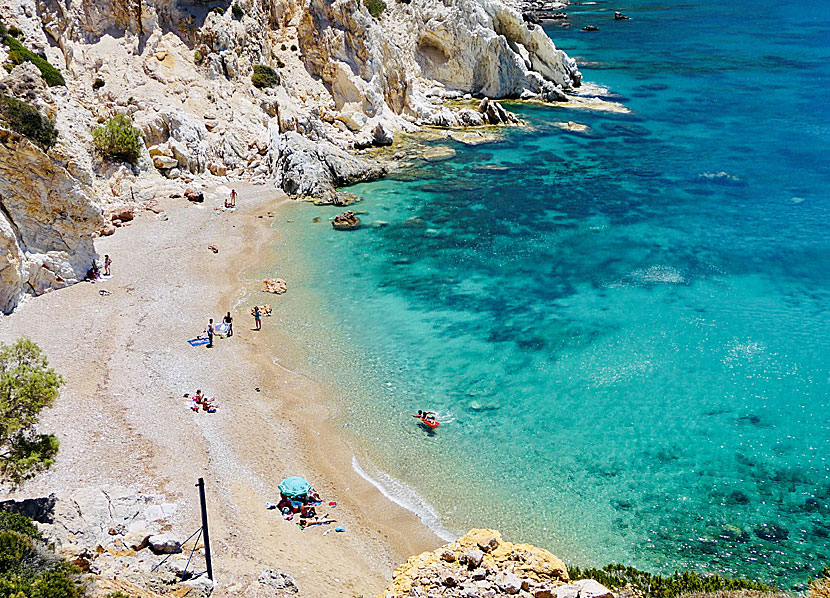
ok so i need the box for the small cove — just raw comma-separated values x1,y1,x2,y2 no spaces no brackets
266,0,830,586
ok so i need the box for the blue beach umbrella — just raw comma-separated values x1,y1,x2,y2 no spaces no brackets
278,476,312,499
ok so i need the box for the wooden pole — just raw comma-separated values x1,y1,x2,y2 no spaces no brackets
196,478,213,580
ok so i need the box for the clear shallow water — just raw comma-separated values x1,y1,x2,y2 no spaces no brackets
270,0,830,586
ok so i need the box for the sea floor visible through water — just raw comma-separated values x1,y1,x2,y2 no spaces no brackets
262,0,830,587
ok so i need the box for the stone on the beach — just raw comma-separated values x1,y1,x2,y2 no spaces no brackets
472,567,487,580
153,155,179,169
496,571,522,594
182,574,216,597
471,529,500,553
263,278,288,294
258,569,299,593
442,572,458,587
184,188,204,203
148,533,182,554
465,548,485,568
572,579,615,598
100,224,117,236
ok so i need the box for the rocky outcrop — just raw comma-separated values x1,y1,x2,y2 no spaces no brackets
380,529,617,598
0,66,103,314
273,131,386,203
299,0,581,130
0,0,588,311
0,487,213,597
379,529,572,598
332,210,361,230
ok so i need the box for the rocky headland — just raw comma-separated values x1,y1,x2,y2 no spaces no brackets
0,0,584,312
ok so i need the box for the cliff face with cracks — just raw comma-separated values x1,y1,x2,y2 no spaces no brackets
0,0,580,311
0,63,103,314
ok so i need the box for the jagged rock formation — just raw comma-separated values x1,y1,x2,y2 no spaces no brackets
0,63,103,313
0,0,581,310
0,486,213,597
380,528,588,598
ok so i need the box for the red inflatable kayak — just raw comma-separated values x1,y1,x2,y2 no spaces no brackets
412,414,440,428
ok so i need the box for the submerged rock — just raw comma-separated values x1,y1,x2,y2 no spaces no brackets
754,522,789,542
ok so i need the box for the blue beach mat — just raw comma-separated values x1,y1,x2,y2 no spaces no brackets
188,338,210,347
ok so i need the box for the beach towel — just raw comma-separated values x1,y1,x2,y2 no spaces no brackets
188,338,210,346
215,322,231,336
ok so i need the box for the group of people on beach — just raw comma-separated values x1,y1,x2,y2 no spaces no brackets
204,312,235,348
224,188,237,209
190,390,218,413
87,255,112,281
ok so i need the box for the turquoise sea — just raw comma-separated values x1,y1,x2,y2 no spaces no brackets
269,0,830,586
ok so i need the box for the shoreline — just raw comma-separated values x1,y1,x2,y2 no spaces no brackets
0,182,441,596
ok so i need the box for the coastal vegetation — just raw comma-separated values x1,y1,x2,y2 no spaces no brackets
0,512,84,598
0,95,58,149
92,114,143,165
232,3,244,18
566,564,774,598
0,23,65,87
251,64,279,88
363,0,387,18
810,570,830,598
0,338,61,486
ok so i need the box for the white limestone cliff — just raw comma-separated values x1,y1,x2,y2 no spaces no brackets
0,0,581,311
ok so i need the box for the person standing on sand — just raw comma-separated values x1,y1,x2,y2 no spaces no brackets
104,255,111,276
230,189,237,208
223,311,233,337
253,306,261,331
207,318,215,348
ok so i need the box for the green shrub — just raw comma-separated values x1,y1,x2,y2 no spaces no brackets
0,95,58,149
1,35,65,87
231,3,244,18
276,58,285,69
0,511,82,598
251,63,279,88
363,0,386,18
0,531,34,571
194,49,203,63
290,44,297,51
106,592,131,598
92,113,143,164
0,512,42,541
92,78,105,90
566,564,772,598
209,6,224,14
7,27,22,39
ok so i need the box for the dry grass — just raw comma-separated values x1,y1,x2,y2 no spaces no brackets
810,577,830,598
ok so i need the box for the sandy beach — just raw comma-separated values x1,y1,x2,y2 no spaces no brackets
0,183,440,596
